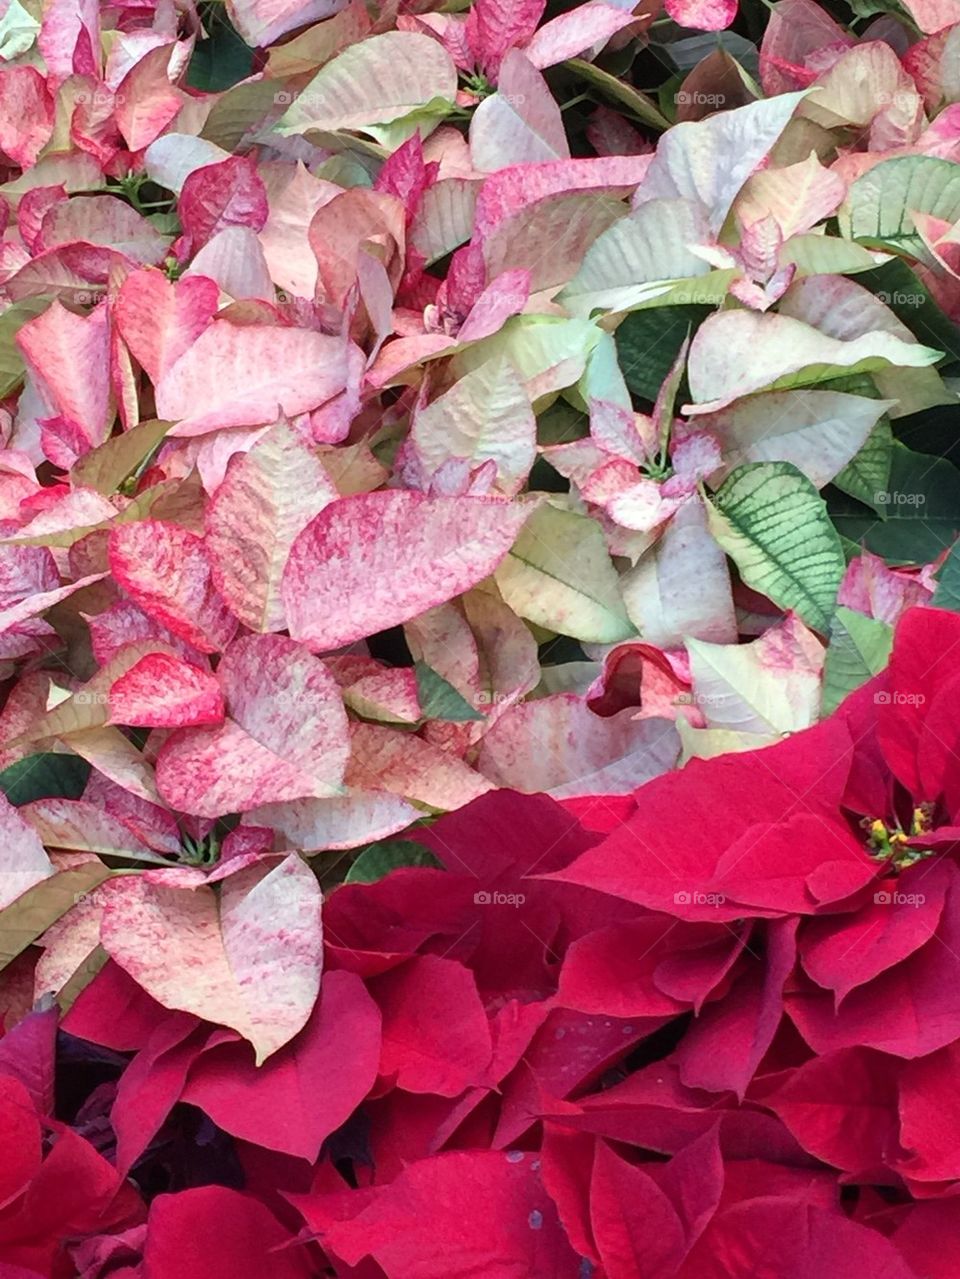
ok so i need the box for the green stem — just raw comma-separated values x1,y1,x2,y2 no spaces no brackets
560,92,593,112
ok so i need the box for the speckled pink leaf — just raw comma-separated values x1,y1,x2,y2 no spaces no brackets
113,44,188,152
179,157,269,251
0,545,59,608
85,599,207,668
7,489,117,546
480,191,625,295
466,0,545,77
0,572,107,637
898,0,957,33
17,302,113,449
38,0,100,88
13,642,174,746
621,494,737,649
665,0,737,29
100,854,323,1063
455,270,531,344
523,4,638,68
155,634,350,817
37,195,169,265
156,322,351,437
108,521,238,656
0,792,55,910
0,67,55,167
346,722,493,810
184,227,274,302
283,491,531,652
308,189,404,312
469,51,569,171
108,653,225,729
473,157,650,239
19,186,67,254
226,0,347,47
838,550,935,627
410,358,535,497
205,420,339,632
33,887,105,1001
477,695,680,797
258,162,339,299
82,772,182,855
114,270,219,386
251,791,418,851
4,244,135,304
19,798,161,860
340,663,421,725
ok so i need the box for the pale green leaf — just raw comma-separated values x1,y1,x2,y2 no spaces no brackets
276,32,457,139
821,606,893,715
495,502,635,643
706,462,845,632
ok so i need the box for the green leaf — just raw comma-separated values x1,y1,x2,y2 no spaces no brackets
932,540,960,611
896,403,960,465
0,753,90,806
830,442,960,564
564,57,670,131
0,298,50,397
839,156,960,265
846,0,906,17
186,9,254,92
821,606,893,716
201,79,282,151
345,839,442,885
706,463,846,633
831,416,894,514
414,661,484,723
495,502,636,644
616,304,713,403
856,259,960,367
0,864,112,970
71,419,171,495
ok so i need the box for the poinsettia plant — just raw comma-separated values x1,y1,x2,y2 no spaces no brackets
0,0,958,1272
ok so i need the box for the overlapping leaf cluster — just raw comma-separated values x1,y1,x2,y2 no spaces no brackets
0,0,959,1273
4,607,960,1277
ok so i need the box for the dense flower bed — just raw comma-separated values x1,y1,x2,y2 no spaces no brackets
1,0,960,1273
2,605,959,1276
